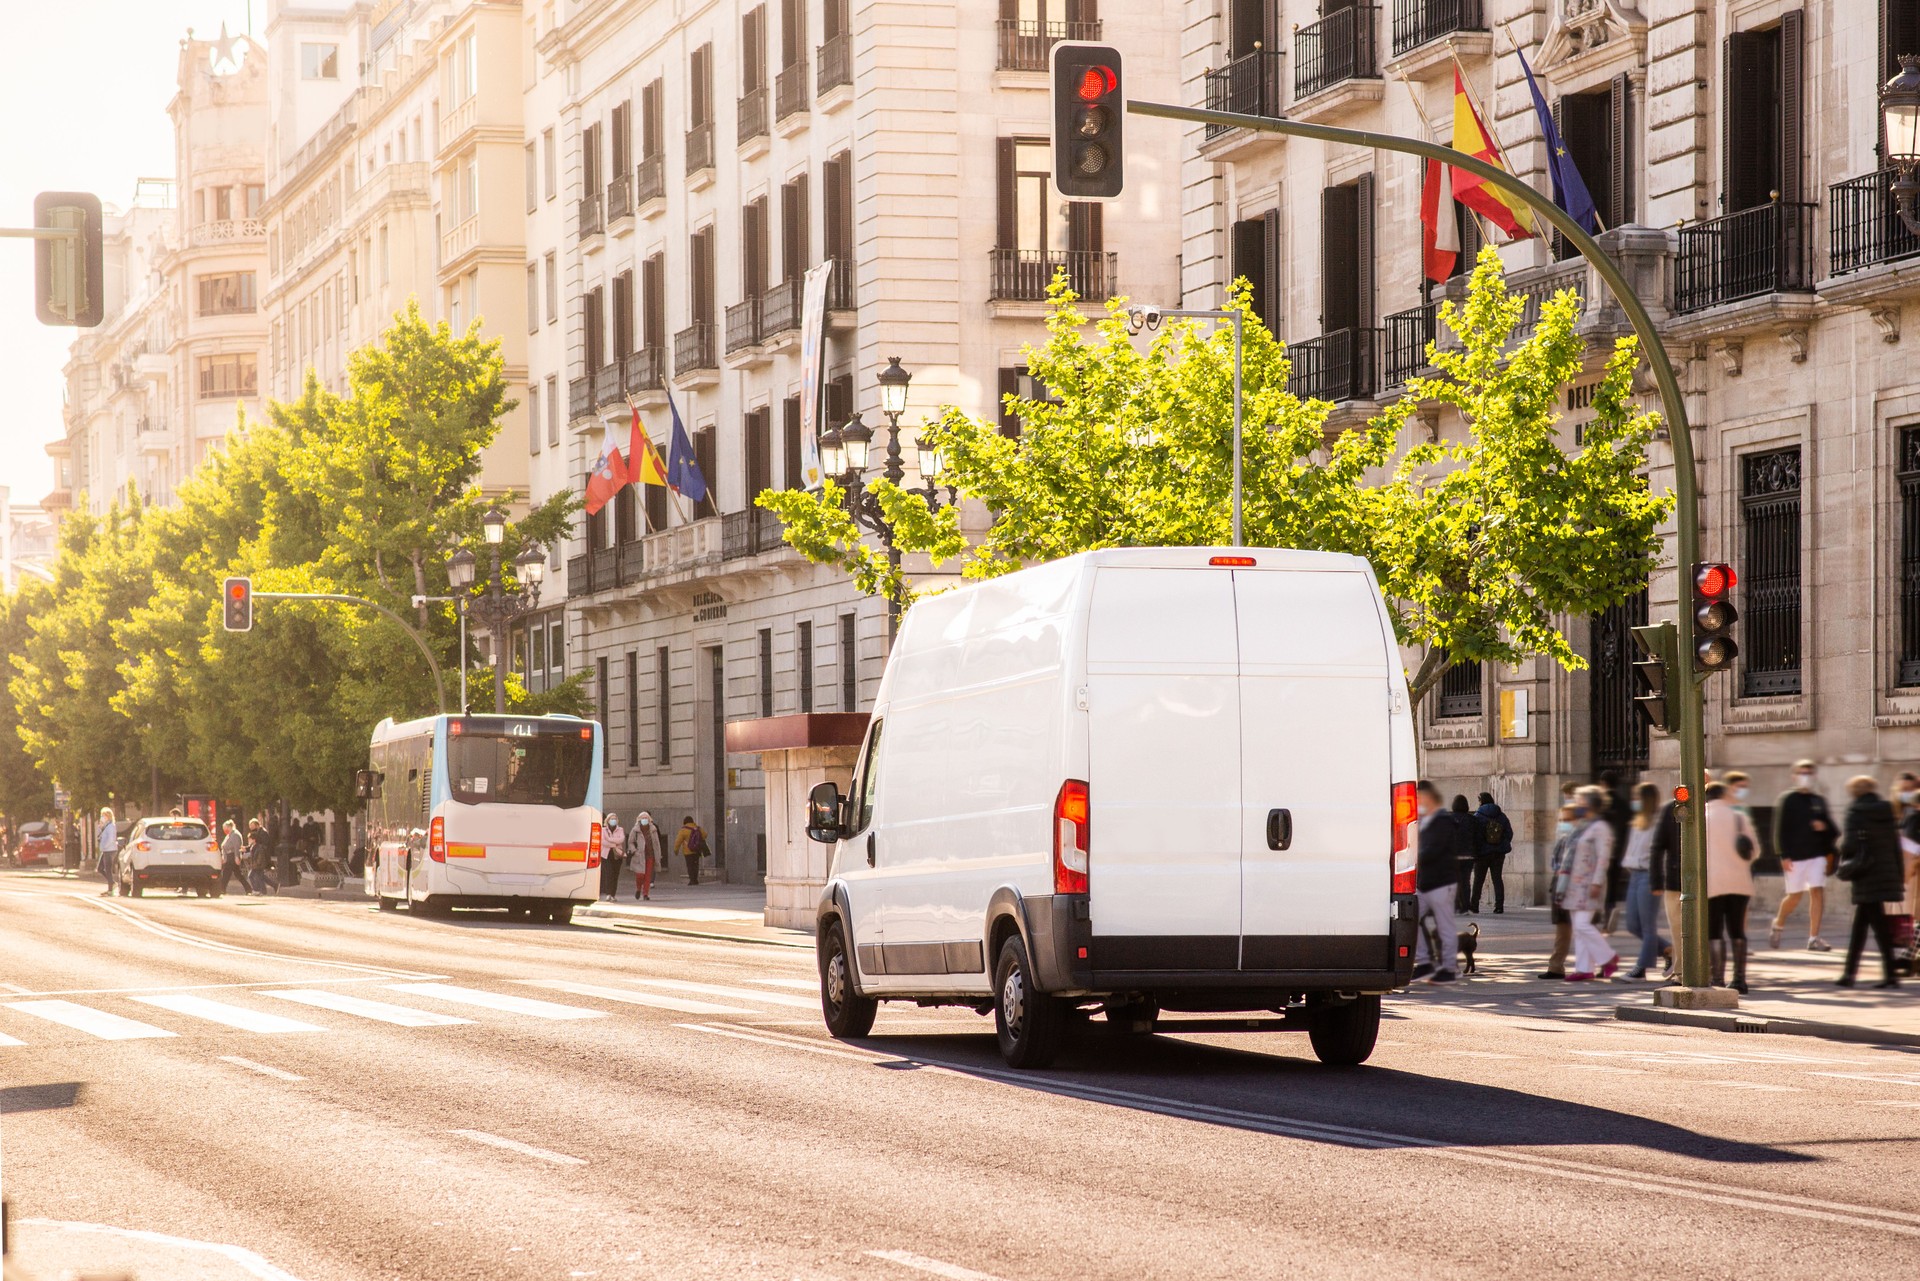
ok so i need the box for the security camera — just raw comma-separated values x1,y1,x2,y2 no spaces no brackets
1126,305,1164,334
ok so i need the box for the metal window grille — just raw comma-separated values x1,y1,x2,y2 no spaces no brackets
1590,590,1650,775
1432,661,1482,720
1740,448,1803,696
1899,429,1920,686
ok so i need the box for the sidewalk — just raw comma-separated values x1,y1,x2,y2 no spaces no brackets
1417,904,1920,1049
574,878,813,949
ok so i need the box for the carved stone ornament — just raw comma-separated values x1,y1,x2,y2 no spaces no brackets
1870,305,1902,344
1778,326,1810,363
1712,338,1744,377
1537,0,1649,72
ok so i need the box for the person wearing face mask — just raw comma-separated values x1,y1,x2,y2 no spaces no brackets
1704,781,1760,992
1540,784,1582,979
1412,781,1468,983
1768,759,1837,953
630,811,661,901
1559,787,1619,980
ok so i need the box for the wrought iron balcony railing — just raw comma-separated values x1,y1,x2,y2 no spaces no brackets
1204,49,1285,137
817,34,851,93
762,277,802,336
636,154,665,206
1391,0,1483,58
988,248,1116,303
738,87,769,146
604,174,632,222
1295,4,1380,100
622,346,665,395
1829,169,1920,277
1383,302,1437,388
1674,200,1816,314
775,61,809,120
685,121,715,175
674,321,716,376
568,376,593,421
1286,327,1382,402
722,508,788,560
995,18,1103,72
725,297,763,354
827,256,856,310
577,193,603,239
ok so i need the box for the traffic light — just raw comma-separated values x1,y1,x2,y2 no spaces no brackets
1051,43,1124,200
222,576,252,632
1631,622,1678,732
1691,562,1740,674
32,191,103,327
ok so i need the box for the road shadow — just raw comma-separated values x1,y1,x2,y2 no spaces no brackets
0,1081,84,1114
846,1028,1811,1168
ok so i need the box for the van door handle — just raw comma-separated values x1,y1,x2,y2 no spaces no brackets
866,832,876,867
1267,808,1293,851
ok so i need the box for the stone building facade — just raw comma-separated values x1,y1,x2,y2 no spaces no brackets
1180,0,1920,901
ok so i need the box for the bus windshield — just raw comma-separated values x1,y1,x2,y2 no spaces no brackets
447,730,592,807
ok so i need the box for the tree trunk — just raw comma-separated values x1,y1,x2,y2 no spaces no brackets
1405,647,1450,709
410,552,430,629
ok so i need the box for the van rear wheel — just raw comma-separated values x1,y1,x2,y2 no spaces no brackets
994,935,1067,1069
1306,995,1381,1067
819,919,877,1039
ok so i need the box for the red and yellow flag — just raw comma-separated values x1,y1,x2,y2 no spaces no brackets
627,403,669,487
1450,68,1536,241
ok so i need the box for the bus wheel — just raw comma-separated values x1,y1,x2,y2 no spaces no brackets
377,895,398,912
548,903,574,926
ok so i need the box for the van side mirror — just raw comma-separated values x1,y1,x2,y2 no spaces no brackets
355,769,384,801
805,781,846,843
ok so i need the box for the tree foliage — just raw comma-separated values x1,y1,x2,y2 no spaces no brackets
760,248,1669,703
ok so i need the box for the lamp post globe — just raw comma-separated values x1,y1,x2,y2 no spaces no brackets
877,355,912,419
514,545,547,586
840,413,873,474
447,547,477,590
819,422,845,477
481,505,509,546
1885,55,1920,233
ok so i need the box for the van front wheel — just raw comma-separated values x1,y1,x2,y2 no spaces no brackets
994,935,1067,1069
819,919,877,1038
1306,994,1381,1067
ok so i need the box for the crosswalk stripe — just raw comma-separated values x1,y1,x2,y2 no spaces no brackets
263,989,471,1027
387,982,605,1021
0,1030,24,1047
523,979,760,1015
633,978,820,1009
6,999,177,1041
130,994,326,1034
751,978,819,991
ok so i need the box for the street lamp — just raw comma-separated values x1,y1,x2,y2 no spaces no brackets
1884,54,1920,234
819,422,845,477
450,513,544,714
447,548,476,590
481,505,508,546
840,413,873,473
878,354,912,418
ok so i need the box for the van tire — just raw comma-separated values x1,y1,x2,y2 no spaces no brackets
1307,995,1381,1067
994,935,1067,1069
819,919,877,1039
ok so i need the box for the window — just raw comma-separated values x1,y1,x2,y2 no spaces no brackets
746,406,772,502
544,252,558,324
542,128,557,200
642,254,667,350
656,646,672,762
1319,174,1375,339
1722,14,1804,215
1554,78,1633,259
301,43,339,79
691,43,714,126
840,612,858,711
610,100,632,178
996,365,1056,437
197,353,257,400
783,395,804,488
459,31,479,102
759,628,774,718
693,425,718,518
581,121,602,205
1901,428,1920,687
525,142,538,212
823,151,854,266
463,158,480,223
214,187,234,221
527,265,539,333
1231,210,1281,334
690,226,716,325
584,285,606,371
1004,139,1065,253
597,657,611,767
626,651,640,767
527,382,541,454
742,197,769,301
743,7,768,93
797,620,814,713
1741,447,1803,696
641,80,664,158
851,718,884,833
1433,662,1483,720
780,173,810,283
781,0,806,69
612,270,634,357
245,184,265,217
196,272,256,315
447,729,593,808
545,374,560,447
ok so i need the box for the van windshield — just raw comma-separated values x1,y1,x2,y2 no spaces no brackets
448,732,592,807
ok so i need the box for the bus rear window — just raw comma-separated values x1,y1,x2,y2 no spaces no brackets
447,732,592,807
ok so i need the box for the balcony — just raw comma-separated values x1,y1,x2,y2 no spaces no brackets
827,257,856,311
1391,0,1483,59
988,248,1116,303
686,121,715,177
622,346,666,396
1383,302,1437,388
577,193,604,240
1828,169,1920,277
775,61,809,121
674,322,717,378
722,507,789,560
605,174,632,223
996,18,1103,73
189,218,267,248
568,376,593,422
1674,201,1815,315
725,297,764,355
818,33,851,95
592,362,622,408
441,214,479,265
1295,5,1381,102
439,95,477,150
636,154,665,208
591,543,619,593
1286,327,1382,403
1204,49,1285,138
762,277,802,338
738,87,769,148
567,553,592,599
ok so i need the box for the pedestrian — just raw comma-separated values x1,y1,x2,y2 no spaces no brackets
599,812,627,900
1704,780,1759,992
1540,796,1581,980
1411,781,1466,983
1560,786,1619,981
676,815,708,887
1450,794,1479,914
631,811,661,900
245,818,276,895
1621,781,1668,979
1598,769,1632,931
1470,791,1512,914
1768,759,1837,952
1834,775,1905,988
218,819,250,895
1895,770,1920,921
95,806,119,896
1649,789,1685,974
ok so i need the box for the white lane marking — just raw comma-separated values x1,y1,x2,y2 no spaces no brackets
1810,1072,1920,1088
131,994,326,1034
751,977,820,991
1866,1100,1920,1108
450,1129,586,1166
1442,1050,1520,1060
633,978,819,1008
1566,1064,1648,1075
5,999,177,1041
19,1219,306,1281
867,1248,1007,1280
219,1055,306,1082
524,979,760,1015
0,981,35,994
0,1030,23,1046
84,893,436,978
386,982,606,1021
677,1023,882,1062
694,1023,1920,1236
1704,1080,1803,1093
0,976,406,999
263,989,471,1027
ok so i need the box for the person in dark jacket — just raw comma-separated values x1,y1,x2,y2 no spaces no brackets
1649,795,1684,975
1768,760,1838,952
1450,794,1479,914
1413,781,1469,982
1598,769,1633,927
1836,776,1905,988
1470,791,1513,914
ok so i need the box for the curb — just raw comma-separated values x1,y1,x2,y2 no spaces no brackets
574,909,814,950
1616,1002,1920,1049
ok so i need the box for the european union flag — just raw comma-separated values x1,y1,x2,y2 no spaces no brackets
1517,45,1599,234
664,391,709,504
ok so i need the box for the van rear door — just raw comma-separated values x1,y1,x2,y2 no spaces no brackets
1085,568,1241,970
1234,569,1393,968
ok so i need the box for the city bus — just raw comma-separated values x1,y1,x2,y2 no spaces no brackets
362,713,603,923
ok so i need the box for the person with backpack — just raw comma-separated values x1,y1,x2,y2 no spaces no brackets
1470,791,1512,914
676,815,709,886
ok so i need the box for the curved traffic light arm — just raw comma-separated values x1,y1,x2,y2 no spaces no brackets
253,591,449,715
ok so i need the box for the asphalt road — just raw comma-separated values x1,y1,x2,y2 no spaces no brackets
4,871,1920,1281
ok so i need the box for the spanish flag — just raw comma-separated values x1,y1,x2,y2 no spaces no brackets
627,403,669,487
1450,68,1536,241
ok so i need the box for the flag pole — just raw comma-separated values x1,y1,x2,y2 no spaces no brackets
1447,43,1537,242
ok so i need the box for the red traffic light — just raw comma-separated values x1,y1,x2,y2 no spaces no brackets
228,581,247,600
1674,785,1690,804
1077,65,1116,101
1695,562,1737,598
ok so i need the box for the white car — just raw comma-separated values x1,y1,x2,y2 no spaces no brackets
806,547,1420,1069
118,817,223,898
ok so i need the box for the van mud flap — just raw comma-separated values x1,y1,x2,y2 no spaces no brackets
1391,895,1418,985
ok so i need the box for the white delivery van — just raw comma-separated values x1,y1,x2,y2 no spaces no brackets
806,547,1420,1068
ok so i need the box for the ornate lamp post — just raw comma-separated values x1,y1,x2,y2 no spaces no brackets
450,505,546,713
1884,55,1920,234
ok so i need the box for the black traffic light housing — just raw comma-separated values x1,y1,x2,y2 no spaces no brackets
1051,43,1124,200
1691,562,1740,674
223,576,253,632
33,191,104,327
1631,622,1678,732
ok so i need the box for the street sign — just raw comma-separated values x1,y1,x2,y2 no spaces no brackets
1051,43,1125,200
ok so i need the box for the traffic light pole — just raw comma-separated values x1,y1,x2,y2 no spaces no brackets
255,591,448,716
1127,99,1718,999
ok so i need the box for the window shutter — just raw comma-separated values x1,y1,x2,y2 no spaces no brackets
783,396,803,488
1231,218,1263,314
1355,172,1375,330
1609,74,1632,227
998,367,1022,435
1068,0,1099,23
1320,184,1359,334
1779,9,1804,204
1551,97,1570,259
1724,31,1779,213
1000,0,1018,18
822,155,843,261
1262,207,1282,336
996,139,1016,250
1720,36,1734,209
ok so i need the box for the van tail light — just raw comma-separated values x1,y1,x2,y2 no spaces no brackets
1390,781,1418,894
429,817,446,864
587,822,603,869
1054,780,1090,894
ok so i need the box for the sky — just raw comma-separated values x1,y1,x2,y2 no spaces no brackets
0,1,259,506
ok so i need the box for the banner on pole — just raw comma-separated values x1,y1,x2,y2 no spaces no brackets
797,259,835,489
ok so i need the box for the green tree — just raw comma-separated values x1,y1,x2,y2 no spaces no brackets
0,580,57,820
760,249,1669,704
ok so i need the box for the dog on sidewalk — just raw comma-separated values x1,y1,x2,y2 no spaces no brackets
1418,915,1479,977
